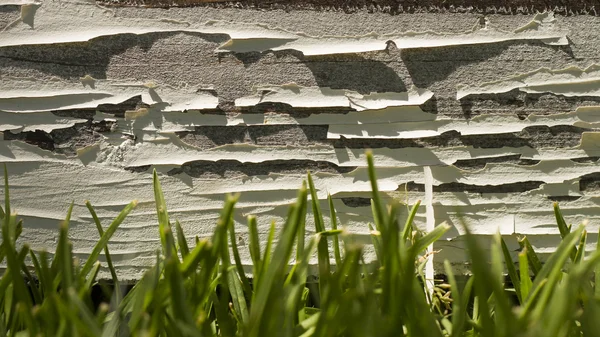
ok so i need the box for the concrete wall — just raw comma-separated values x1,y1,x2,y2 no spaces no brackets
2,0,600,279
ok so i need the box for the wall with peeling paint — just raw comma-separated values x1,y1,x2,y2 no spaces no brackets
2,0,600,279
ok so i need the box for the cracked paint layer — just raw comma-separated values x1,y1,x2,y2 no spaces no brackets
1,1,600,277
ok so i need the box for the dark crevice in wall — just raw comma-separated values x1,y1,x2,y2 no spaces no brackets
579,173,600,192
3,121,115,156
404,181,545,193
331,126,590,149
340,197,372,207
177,125,330,149
547,195,581,202
167,159,357,178
453,155,540,170
460,91,600,119
571,157,600,163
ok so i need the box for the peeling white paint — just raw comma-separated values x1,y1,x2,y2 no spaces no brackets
0,111,88,133
0,2,567,56
328,107,600,139
457,64,600,99
0,77,219,113
235,84,433,110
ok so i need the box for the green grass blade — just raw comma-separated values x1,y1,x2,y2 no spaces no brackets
28,249,45,296
410,222,451,257
553,202,571,239
307,172,331,293
67,288,102,337
3,164,9,223
153,169,174,258
2,214,37,335
81,200,137,278
175,220,190,258
85,200,121,305
500,236,522,304
444,261,466,337
517,236,542,277
596,228,600,297
247,215,262,282
553,202,578,262
366,151,385,230
228,217,253,299
247,183,307,337
518,248,532,303
461,221,515,336
227,266,249,326
165,257,195,328
402,200,421,241
368,222,382,263
574,230,587,264
179,239,210,276
327,194,343,265
51,202,74,278
261,221,276,276
526,226,585,321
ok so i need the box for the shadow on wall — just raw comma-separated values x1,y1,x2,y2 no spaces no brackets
0,31,230,80
231,49,409,94
401,39,574,88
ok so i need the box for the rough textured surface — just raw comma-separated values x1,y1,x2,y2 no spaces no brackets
2,0,600,278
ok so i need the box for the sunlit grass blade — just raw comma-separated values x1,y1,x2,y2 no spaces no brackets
500,236,522,304
81,200,137,279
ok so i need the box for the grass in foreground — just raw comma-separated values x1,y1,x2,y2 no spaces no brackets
1,152,600,337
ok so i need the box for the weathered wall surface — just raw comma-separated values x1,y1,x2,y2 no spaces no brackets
2,0,600,278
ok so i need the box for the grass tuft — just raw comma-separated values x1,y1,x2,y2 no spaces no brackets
0,157,599,336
